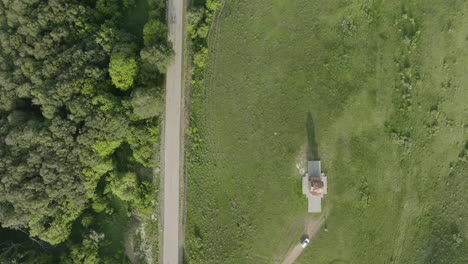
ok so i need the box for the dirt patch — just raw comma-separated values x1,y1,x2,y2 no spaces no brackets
124,221,138,264
295,144,308,176
123,218,157,264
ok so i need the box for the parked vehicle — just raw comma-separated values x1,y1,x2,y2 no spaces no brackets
301,237,310,248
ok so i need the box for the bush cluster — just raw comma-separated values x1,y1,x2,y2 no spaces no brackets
184,1,222,263
385,5,421,153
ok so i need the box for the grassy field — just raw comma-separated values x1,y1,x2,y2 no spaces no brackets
185,0,468,263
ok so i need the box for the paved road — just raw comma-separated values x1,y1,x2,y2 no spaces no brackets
162,0,184,263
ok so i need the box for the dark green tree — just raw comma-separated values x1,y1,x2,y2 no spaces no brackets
0,0,166,258
140,44,174,73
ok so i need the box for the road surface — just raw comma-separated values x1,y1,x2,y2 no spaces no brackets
162,0,184,263
281,217,325,264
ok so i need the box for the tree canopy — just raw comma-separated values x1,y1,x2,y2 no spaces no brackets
109,52,139,91
0,0,171,259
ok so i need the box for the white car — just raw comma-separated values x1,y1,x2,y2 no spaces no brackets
301,238,310,248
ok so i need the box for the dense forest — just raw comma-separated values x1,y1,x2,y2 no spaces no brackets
0,0,171,263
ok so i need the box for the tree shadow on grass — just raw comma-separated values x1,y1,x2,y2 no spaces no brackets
306,112,320,161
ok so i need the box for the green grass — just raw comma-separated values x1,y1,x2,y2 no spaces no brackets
185,0,468,263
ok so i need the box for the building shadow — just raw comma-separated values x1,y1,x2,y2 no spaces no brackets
306,112,320,161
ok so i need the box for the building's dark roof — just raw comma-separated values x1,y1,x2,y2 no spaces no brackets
308,161,321,179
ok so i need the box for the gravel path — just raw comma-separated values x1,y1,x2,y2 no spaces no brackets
161,0,184,263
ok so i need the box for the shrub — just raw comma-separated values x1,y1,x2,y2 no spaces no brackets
61,237,100,264
134,180,154,217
